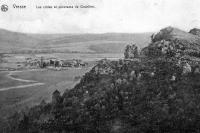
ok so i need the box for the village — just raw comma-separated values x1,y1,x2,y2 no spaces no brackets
25,57,88,70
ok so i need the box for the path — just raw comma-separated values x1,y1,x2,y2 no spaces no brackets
0,70,45,91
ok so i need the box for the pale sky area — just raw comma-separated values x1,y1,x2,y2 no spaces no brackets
0,0,199,33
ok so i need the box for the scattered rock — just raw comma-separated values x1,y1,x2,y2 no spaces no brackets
182,62,192,75
193,65,200,74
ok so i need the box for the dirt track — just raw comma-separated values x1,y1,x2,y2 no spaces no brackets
0,70,45,91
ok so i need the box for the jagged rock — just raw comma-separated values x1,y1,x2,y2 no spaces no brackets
124,44,138,59
151,26,199,42
93,59,114,75
116,78,122,85
129,70,136,80
144,26,200,58
170,75,176,81
151,26,174,42
193,65,200,74
130,70,142,80
137,72,142,80
182,62,192,74
150,72,155,77
189,28,200,36
145,39,178,57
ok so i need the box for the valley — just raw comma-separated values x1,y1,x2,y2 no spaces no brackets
0,29,151,130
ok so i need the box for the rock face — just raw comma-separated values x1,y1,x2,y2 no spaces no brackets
144,27,200,58
151,26,174,42
182,62,192,74
124,44,138,59
151,26,200,43
189,28,200,36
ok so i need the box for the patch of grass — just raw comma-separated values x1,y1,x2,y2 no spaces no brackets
0,72,30,88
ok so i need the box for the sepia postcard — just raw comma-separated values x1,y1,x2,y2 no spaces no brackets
0,0,200,132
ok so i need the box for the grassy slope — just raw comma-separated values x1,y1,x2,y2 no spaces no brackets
0,72,31,88
0,68,90,118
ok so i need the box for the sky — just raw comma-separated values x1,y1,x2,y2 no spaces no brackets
0,0,199,33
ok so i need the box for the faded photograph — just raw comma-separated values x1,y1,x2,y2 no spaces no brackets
0,0,200,132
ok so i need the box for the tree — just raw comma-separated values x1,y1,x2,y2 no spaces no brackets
124,44,139,59
18,114,29,133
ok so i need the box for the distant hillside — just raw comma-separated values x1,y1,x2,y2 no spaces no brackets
0,29,151,54
0,29,45,53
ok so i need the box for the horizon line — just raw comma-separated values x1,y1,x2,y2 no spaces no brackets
0,26,197,35
0,28,155,35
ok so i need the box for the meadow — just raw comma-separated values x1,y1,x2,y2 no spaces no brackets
0,72,31,88
0,67,90,119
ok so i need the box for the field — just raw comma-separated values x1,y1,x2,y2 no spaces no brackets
0,68,91,119
0,72,31,88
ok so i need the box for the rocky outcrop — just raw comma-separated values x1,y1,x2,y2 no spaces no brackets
144,27,200,58
151,26,200,43
189,28,200,36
